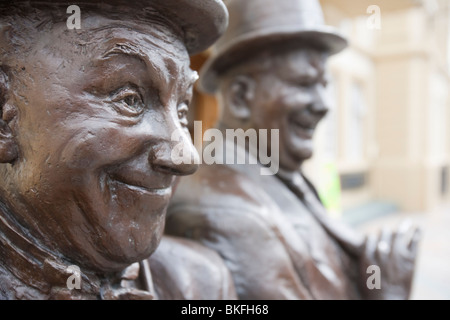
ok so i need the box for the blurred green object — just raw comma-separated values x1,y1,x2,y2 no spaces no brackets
318,161,342,218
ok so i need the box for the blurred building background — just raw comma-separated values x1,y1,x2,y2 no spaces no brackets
315,0,450,299
311,0,450,219
188,0,450,221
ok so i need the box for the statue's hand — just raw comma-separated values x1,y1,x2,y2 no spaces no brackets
358,220,421,300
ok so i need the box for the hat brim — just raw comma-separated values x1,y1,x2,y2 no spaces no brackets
199,25,348,93
9,0,229,55
149,0,229,55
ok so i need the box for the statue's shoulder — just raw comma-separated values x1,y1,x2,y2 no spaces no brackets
167,164,285,244
148,236,237,300
170,163,274,216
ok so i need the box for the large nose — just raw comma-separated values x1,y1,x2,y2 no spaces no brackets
309,84,330,118
148,116,199,177
150,137,199,176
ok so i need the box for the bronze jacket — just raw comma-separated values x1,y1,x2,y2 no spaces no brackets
166,142,365,300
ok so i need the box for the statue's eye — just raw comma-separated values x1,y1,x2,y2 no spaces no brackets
123,95,140,107
111,87,145,116
177,102,189,127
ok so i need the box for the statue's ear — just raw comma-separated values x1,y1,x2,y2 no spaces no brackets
0,68,18,164
227,75,255,121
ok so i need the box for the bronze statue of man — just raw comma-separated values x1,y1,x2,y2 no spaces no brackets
0,0,236,300
167,0,420,299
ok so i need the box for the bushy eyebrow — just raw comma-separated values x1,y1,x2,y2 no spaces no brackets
100,43,198,103
99,43,168,96
101,43,145,60
101,43,161,76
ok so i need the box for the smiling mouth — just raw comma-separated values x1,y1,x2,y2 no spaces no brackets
107,175,172,196
290,118,317,139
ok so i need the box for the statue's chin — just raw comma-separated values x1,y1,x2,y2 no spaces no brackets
283,148,313,171
72,241,159,273
110,245,157,267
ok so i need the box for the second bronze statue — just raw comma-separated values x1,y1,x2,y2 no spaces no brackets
166,0,421,300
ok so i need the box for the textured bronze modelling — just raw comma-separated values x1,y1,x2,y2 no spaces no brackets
0,0,236,299
167,0,421,299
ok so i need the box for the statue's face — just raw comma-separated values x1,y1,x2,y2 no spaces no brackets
0,15,198,271
250,48,330,172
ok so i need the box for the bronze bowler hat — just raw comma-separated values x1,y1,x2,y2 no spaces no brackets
199,0,348,93
3,0,229,55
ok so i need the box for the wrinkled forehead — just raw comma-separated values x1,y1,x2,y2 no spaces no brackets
50,14,190,70
82,20,193,84
2,6,193,77
85,12,186,53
